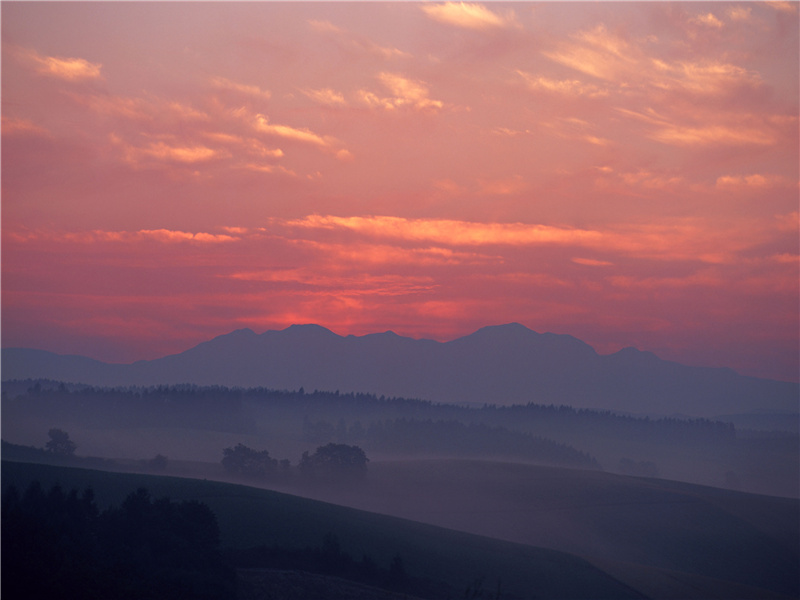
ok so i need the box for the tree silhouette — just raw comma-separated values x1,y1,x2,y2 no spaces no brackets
45,428,76,456
221,443,278,480
300,443,369,481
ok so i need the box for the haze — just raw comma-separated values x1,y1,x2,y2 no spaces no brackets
2,2,798,383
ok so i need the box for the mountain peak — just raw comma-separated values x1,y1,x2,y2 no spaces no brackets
278,324,339,338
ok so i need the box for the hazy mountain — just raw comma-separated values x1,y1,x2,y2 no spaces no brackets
3,323,797,418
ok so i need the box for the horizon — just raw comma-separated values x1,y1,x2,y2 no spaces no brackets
2,2,798,383
6,320,798,385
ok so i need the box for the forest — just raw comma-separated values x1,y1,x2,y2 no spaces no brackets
2,379,796,497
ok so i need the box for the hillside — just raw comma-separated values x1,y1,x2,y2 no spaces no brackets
4,323,797,418
3,460,797,599
1,460,644,600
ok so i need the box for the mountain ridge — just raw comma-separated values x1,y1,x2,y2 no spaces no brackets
3,323,797,418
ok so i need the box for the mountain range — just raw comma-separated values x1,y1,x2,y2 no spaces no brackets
3,323,797,418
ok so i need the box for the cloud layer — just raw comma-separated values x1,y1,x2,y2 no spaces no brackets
2,2,797,381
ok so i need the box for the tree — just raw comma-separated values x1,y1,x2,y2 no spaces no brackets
45,428,76,456
221,443,278,480
300,443,369,481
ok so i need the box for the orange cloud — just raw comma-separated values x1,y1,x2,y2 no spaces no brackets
421,2,518,30
572,257,613,267
690,12,724,28
517,71,608,98
280,214,778,266
1,116,50,137
252,113,346,156
302,88,347,106
23,48,102,80
716,174,787,188
651,123,776,146
358,73,444,111
210,76,271,99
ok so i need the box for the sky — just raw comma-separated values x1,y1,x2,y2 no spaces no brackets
2,2,798,382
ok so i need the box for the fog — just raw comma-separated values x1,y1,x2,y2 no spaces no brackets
3,380,799,598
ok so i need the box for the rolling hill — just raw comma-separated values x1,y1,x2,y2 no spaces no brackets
3,459,797,599
3,323,797,418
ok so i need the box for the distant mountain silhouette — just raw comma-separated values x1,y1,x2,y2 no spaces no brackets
3,323,797,417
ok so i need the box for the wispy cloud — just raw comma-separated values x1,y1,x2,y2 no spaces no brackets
1,116,50,137
301,87,347,107
280,214,774,265
253,114,336,148
308,19,411,59
9,228,240,244
210,76,271,99
517,71,608,98
21,48,103,80
358,72,444,111
421,2,518,30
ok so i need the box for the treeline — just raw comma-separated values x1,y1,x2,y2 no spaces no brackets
1,482,235,599
227,534,450,597
220,442,369,483
4,379,739,446
1,480,452,600
304,417,600,469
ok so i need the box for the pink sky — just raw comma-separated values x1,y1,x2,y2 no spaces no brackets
2,2,798,382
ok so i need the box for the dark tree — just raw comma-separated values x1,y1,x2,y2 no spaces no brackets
2,482,235,600
45,428,76,456
221,443,278,480
300,443,369,481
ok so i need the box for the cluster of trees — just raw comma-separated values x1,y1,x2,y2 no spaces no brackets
303,417,600,469
1,482,235,599
228,533,414,594
221,442,369,483
7,380,741,449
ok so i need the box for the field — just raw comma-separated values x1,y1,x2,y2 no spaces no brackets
3,459,797,599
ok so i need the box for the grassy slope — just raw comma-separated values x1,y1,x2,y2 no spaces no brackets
1,460,643,600
302,459,799,596
3,459,797,599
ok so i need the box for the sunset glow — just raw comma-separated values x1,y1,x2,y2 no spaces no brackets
2,2,798,381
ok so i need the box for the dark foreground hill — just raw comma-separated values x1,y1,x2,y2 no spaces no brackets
1,461,644,600
3,460,797,599
3,323,798,418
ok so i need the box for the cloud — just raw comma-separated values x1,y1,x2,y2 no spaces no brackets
690,13,724,28
616,107,780,147
545,24,762,97
517,71,609,98
765,1,798,14
70,92,209,123
210,76,271,99
726,6,752,21
421,2,518,30
10,228,240,245
301,88,347,107
358,72,444,111
308,19,410,60
280,214,773,265
253,113,340,149
572,257,613,267
23,48,102,80
1,116,50,137
651,123,776,146
716,174,786,188
113,136,224,165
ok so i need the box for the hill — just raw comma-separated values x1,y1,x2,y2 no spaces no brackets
1,460,643,600
3,460,797,599
3,323,798,418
